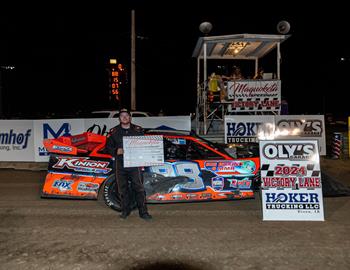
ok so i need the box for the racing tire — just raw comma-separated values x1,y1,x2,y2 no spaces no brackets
101,174,138,212
101,174,122,211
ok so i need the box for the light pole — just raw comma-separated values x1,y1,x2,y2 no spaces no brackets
131,9,136,110
198,22,213,134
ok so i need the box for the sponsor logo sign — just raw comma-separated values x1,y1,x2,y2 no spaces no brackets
0,129,31,150
0,120,34,161
276,119,322,136
227,80,281,112
225,115,275,144
275,115,326,155
259,140,324,221
262,143,316,160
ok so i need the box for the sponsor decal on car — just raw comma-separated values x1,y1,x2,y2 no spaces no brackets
71,136,86,144
204,161,243,172
201,193,212,199
211,176,224,190
77,182,100,193
52,180,74,191
52,145,73,152
168,138,186,145
52,157,112,174
228,178,252,189
186,193,199,199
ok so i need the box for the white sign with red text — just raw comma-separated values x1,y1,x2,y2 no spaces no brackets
123,135,164,167
227,80,281,112
259,140,324,221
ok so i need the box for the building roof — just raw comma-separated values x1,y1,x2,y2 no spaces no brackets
192,33,290,60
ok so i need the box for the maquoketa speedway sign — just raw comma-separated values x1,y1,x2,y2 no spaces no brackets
227,80,281,112
123,135,164,167
259,140,324,221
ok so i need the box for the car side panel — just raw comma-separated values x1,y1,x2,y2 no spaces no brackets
144,157,260,202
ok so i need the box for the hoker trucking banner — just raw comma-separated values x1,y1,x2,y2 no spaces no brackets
225,115,275,144
259,140,324,221
227,80,281,112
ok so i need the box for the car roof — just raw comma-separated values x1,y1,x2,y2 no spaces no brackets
91,110,150,116
91,110,148,113
145,129,191,136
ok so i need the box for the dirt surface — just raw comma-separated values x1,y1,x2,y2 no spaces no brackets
0,158,349,270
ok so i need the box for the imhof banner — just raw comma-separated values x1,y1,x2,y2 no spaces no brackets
259,140,324,221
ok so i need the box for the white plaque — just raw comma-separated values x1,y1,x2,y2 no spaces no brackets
123,135,164,167
259,140,324,221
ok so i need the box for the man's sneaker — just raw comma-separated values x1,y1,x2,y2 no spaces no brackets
139,213,152,220
120,211,130,219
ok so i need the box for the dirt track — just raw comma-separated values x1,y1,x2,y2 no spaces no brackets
0,158,350,270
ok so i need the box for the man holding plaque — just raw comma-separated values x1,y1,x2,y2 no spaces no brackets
105,108,152,220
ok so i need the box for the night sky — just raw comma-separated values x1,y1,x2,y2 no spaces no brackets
0,2,348,118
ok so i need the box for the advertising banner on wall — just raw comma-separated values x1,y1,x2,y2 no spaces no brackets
275,115,326,155
0,120,35,161
227,80,281,112
0,116,191,162
224,115,275,144
34,119,85,162
259,140,324,221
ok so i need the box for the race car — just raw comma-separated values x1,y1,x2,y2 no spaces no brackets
41,130,260,211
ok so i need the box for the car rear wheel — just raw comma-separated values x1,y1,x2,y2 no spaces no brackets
101,174,122,211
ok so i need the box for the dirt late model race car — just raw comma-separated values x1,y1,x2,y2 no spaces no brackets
41,130,260,211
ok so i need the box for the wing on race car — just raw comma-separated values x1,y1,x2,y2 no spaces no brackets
41,132,114,199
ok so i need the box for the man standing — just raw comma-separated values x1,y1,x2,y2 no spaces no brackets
105,108,152,220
